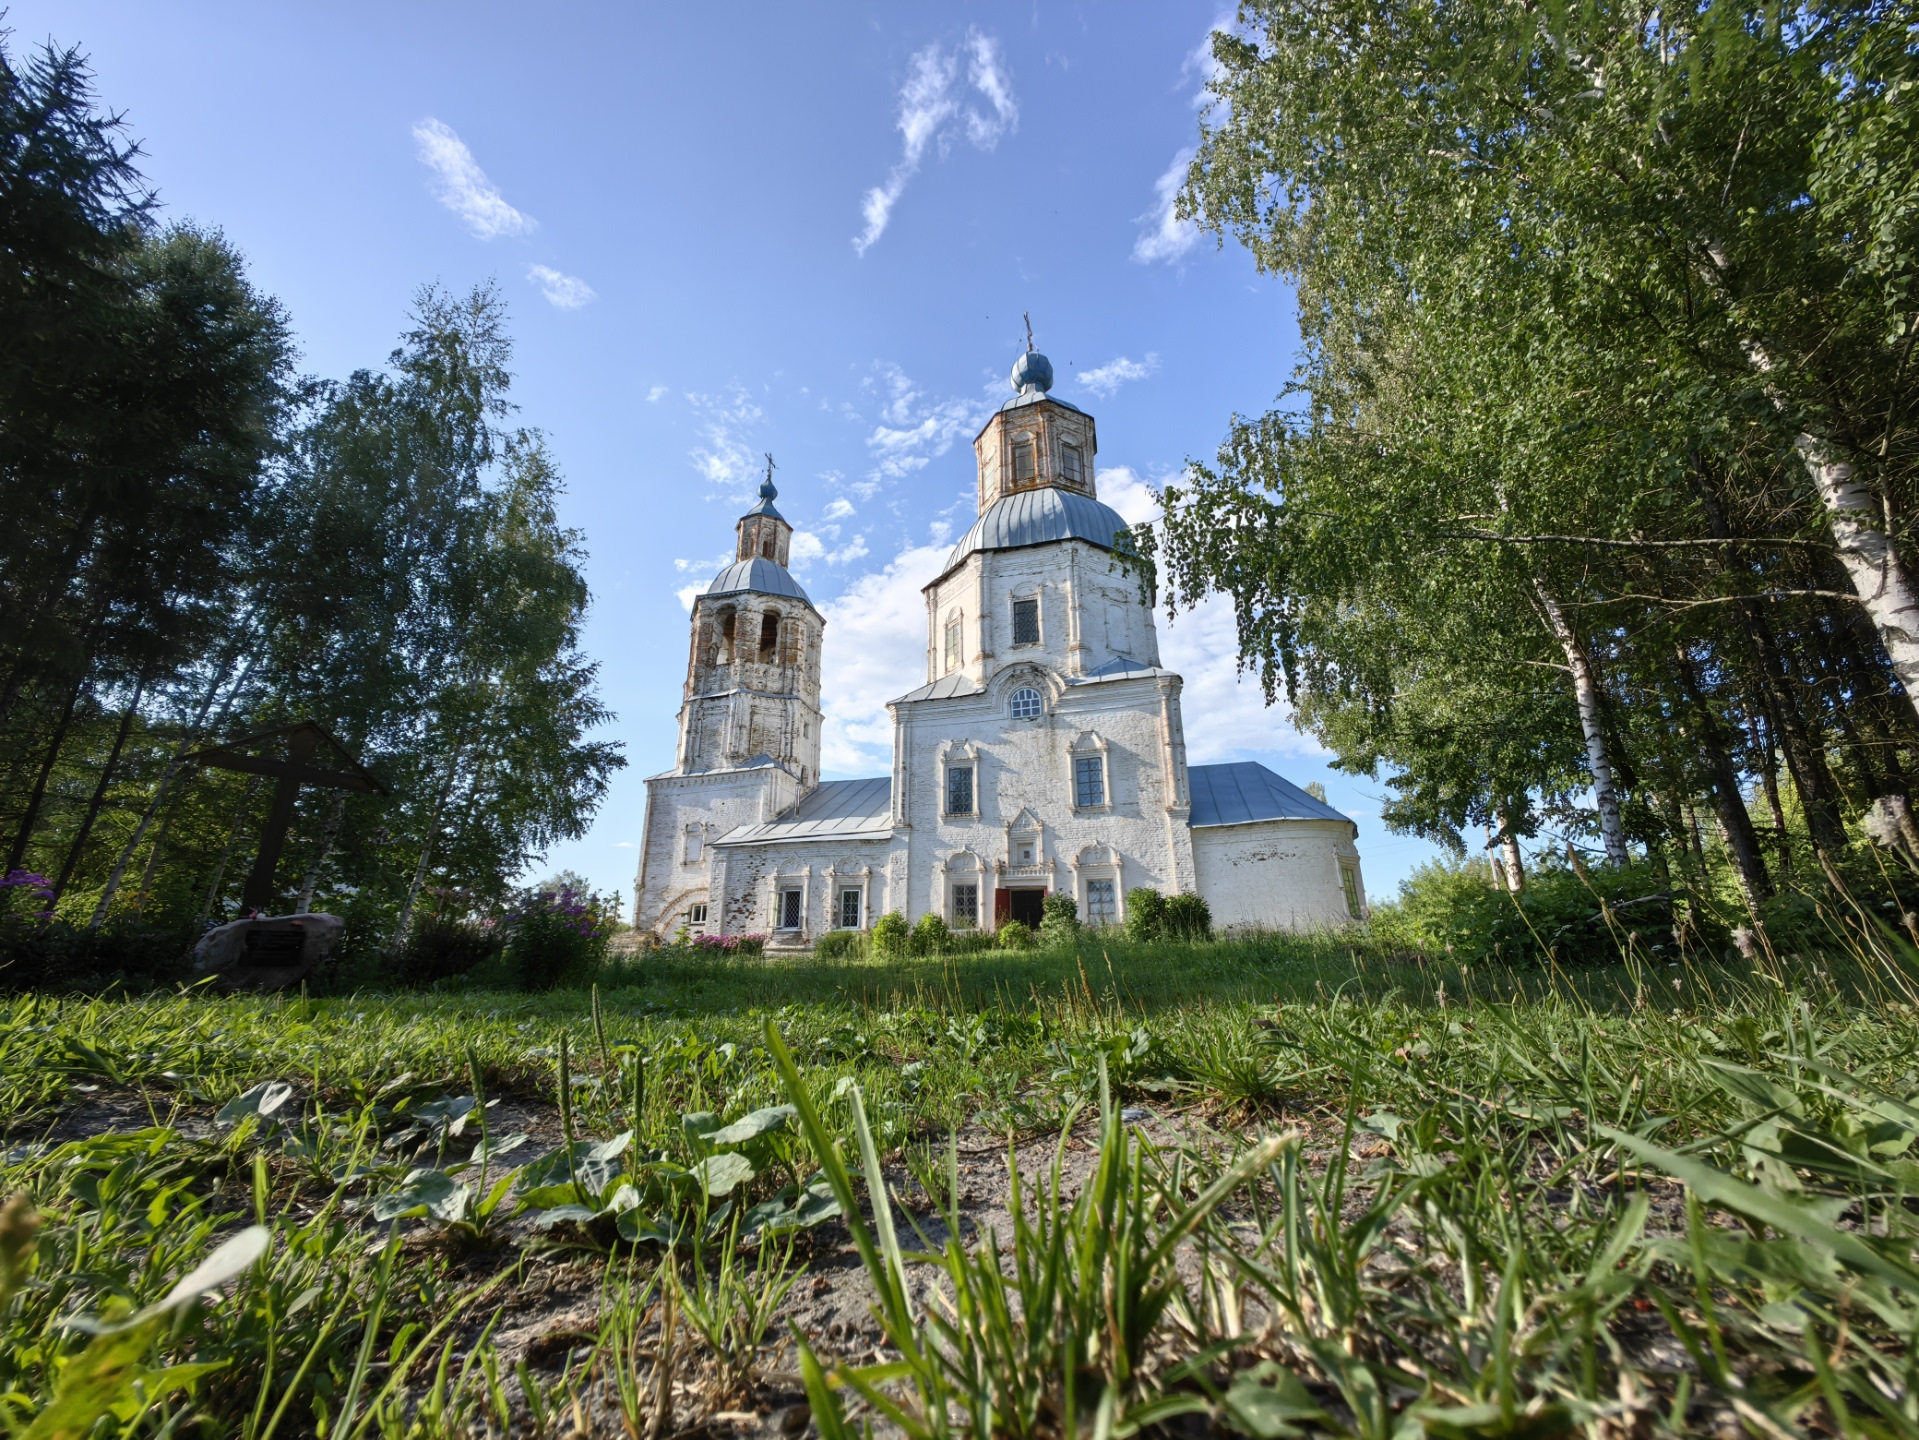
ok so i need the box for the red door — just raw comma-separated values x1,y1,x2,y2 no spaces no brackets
994,888,1012,925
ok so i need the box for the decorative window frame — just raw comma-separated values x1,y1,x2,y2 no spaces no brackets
934,849,989,929
1067,732,1113,814
937,740,981,819
768,866,812,933
824,862,874,931
682,823,707,865
1009,583,1042,648
942,607,965,674
1070,842,1124,928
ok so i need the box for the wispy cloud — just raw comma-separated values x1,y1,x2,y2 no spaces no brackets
527,264,595,309
790,530,872,569
862,363,992,484
412,118,536,239
817,538,952,772
1078,353,1159,398
685,388,766,497
1132,147,1199,264
646,385,669,403
855,29,1017,256
822,497,857,521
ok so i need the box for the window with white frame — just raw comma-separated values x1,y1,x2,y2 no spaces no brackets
686,903,708,928
1085,880,1116,925
1061,442,1084,484
838,887,862,929
945,764,974,816
1074,754,1106,809
1341,866,1362,919
1011,598,1040,646
779,889,802,929
1010,686,1043,720
951,883,979,928
943,615,962,673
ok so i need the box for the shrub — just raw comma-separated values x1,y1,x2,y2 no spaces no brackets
813,929,864,960
688,932,766,957
871,910,910,957
1162,892,1212,941
910,912,950,955
1040,892,1080,946
395,916,502,986
503,882,614,991
995,919,1035,950
1125,887,1166,942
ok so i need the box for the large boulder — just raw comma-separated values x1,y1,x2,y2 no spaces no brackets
195,913,344,992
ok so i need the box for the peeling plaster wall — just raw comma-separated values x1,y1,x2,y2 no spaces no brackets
635,766,795,936
1190,819,1364,932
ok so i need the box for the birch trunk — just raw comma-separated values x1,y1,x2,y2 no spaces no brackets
296,793,347,914
90,650,257,929
51,678,144,901
390,744,467,950
1532,581,1630,865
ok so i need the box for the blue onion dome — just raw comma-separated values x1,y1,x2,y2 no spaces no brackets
1010,350,1054,394
759,473,777,503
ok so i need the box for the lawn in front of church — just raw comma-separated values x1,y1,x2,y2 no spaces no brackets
3,936,1915,1436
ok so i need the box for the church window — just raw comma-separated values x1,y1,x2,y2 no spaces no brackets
1341,865,1362,919
951,883,979,928
779,889,802,929
718,611,736,663
1086,879,1116,925
1010,687,1043,720
1011,598,1040,646
686,903,707,928
683,826,704,863
1011,438,1036,486
946,765,974,816
759,612,780,662
1061,443,1083,484
762,532,777,560
943,616,962,672
1074,755,1106,808
839,888,862,929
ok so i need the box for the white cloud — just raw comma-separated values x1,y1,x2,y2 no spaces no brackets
855,29,1018,256
817,540,950,772
412,118,536,239
612,841,635,849
647,385,669,403
1160,590,1322,763
862,363,991,484
790,529,872,569
1133,147,1200,264
823,497,857,521
1096,465,1161,526
1078,353,1159,398
675,549,734,574
527,264,595,309
686,388,765,496
676,582,705,612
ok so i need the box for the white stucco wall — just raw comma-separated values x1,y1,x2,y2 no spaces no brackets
635,764,796,937
1190,819,1364,932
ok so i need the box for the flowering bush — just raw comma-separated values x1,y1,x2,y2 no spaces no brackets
0,871,54,928
502,882,616,991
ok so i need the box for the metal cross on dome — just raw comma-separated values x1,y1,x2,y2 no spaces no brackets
1024,311,1035,351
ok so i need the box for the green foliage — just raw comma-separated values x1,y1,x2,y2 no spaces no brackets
871,910,910,957
1124,887,1164,942
1372,855,1680,967
1038,892,1079,947
909,911,950,956
394,915,503,987
995,919,1035,950
502,882,614,991
812,929,865,960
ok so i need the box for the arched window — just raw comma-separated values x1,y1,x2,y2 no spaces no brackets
759,612,781,663
717,610,737,663
1010,687,1043,720
762,534,777,560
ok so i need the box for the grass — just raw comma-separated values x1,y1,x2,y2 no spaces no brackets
1,926,1917,1436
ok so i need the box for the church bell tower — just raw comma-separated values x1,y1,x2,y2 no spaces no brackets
675,462,825,788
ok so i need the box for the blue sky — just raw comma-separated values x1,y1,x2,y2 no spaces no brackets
18,1,1453,907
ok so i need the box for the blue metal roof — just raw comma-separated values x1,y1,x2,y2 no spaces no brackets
704,557,813,605
714,776,894,846
1188,761,1355,828
943,489,1134,574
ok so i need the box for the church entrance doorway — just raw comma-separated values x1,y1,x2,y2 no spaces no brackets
1006,888,1046,930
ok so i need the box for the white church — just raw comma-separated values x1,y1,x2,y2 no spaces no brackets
634,345,1365,945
